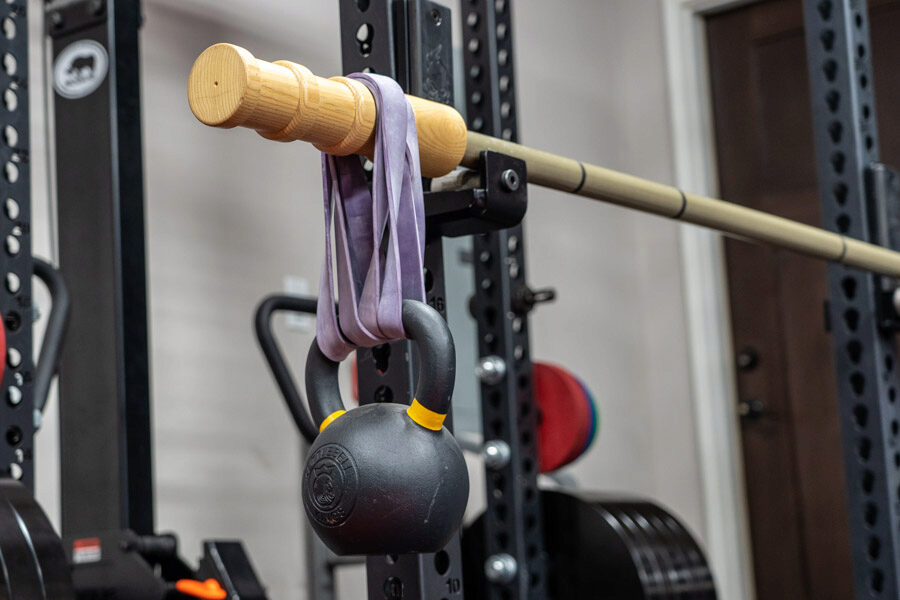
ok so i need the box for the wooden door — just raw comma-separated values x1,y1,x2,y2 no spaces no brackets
706,0,900,597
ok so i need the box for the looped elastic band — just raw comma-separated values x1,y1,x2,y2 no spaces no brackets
315,73,426,362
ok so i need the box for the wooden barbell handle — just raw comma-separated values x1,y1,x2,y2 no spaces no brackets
187,43,467,178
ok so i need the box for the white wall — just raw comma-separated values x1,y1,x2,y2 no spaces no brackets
30,0,707,597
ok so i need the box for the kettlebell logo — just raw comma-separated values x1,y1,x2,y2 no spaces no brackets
304,443,358,527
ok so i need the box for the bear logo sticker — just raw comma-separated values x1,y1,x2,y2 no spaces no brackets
53,40,108,100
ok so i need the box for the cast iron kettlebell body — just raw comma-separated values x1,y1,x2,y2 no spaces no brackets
302,300,469,556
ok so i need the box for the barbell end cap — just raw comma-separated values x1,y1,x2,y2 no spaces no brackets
188,43,258,129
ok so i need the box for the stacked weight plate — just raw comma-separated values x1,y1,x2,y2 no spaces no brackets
0,479,73,599
533,362,599,472
462,489,716,599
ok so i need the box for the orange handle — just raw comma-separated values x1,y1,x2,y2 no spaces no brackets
175,578,227,600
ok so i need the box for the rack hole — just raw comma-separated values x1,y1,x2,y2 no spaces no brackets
886,355,894,372
3,125,15,148
865,502,878,527
871,568,884,594
858,437,871,461
869,536,881,560
497,504,510,524
356,0,369,11
858,44,866,58
847,340,862,363
372,344,390,374
842,277,857,300
862,469,874,494
434,550,450,575
891,387,897,403
826,92,840,113
850,372,865,395
820,29,835,51
834,182,848,204
373,385,393,403
854,404,869,428
383,577,403,599
823,59,838,82
863,104,871,120
866,136,874,150
424,267,434,293
836,213,850,232
3,88,15,111
2,18,14,40
892,420,898,437
5,425,20,446
831,152,845,174
828,120,842,142
496,532,508,550
855,13,863,28
356,23,373,56
844,308,860,331
2,52,14,76
860,74,868,89
4,310,19,332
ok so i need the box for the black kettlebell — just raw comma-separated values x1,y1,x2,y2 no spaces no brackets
302,300,469,556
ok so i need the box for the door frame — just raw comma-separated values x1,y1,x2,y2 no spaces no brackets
661,2,758,599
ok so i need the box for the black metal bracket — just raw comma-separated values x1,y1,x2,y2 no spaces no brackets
425,151,526,239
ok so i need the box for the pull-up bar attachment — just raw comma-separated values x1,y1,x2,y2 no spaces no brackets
188,43,900,278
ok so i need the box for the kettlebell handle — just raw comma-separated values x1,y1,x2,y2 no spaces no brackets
306,300,456,433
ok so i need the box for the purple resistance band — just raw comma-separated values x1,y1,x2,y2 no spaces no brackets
316,73,426,362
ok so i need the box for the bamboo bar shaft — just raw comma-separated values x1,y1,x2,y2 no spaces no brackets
188,44,900,278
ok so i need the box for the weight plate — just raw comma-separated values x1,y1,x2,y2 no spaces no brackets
623,505,691,598
651,508,715,595
573,373,599,455
638,502,715,596
534,362,591,472
0,480,74,600
604,505,674,599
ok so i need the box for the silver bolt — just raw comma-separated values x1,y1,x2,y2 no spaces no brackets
7,347,20,368
33,409,41,430
484,553,517,584
8,463,22,481
5,234,19,256
500,169,520,192
893,287,900,318
483,440,511,470
7,386,20,406
476,355,507,385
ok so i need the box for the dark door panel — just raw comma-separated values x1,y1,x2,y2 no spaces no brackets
705,0,900,596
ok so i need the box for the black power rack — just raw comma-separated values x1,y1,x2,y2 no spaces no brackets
0,0,34,491
336,0,544,598
802,0,900,597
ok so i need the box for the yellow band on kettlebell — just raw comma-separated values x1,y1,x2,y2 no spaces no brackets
407,399,446,431
319,409,346,432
